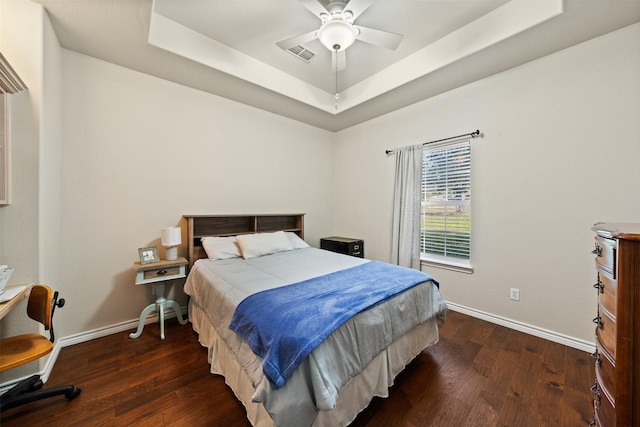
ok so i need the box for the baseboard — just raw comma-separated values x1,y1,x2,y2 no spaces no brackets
0,306,188,394
446,302,596,353
59,306,188,347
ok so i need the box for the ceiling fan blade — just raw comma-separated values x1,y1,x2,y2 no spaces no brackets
355,26,403,50
298,0,330,20
332,50,347,71
276,30,319,51
344,0,375,20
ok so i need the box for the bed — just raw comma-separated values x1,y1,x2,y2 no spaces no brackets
182,214,447,427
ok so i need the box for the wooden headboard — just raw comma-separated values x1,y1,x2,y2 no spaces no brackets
183,214,305,270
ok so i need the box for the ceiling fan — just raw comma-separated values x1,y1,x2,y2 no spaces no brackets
276,0,403,71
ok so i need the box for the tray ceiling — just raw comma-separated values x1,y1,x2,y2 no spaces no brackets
32,0,640,131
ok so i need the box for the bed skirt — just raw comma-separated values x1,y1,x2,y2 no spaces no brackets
189,299,440,427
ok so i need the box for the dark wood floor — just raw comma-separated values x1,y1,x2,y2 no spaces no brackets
0,311,595,426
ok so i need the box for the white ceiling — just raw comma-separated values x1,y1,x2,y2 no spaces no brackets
32,0,640,131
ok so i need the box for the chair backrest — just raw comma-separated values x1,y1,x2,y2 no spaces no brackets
26,284,53,331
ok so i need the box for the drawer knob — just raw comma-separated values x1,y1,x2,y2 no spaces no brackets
156,269,167,276
591,243,602,257
590,382,601,405
591,350,602,367
593,316,603,329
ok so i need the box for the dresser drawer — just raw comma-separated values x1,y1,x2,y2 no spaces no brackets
594,385,616,427
595,341,615,404
597,273,617,319
594,237,616,279
595,309,616,359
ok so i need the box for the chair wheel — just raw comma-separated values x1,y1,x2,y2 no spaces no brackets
31,379,44,391
65,387,81,400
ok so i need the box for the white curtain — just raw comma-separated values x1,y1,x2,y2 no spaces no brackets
390,144,423,269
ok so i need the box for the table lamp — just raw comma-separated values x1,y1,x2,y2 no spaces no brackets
161,226,181,261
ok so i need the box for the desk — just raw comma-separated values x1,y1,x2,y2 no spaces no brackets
0,285,29,320
129,257,188,340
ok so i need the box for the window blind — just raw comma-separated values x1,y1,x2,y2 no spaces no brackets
421,140,471,260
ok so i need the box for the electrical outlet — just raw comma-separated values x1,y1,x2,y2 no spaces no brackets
510,288,520,301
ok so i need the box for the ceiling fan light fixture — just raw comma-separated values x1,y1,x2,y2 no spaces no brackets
317,20,357,52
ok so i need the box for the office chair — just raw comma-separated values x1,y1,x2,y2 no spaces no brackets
0,284,81,412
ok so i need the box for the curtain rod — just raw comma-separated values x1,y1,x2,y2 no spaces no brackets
385,129,481,155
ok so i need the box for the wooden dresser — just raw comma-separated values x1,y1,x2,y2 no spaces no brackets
590,223,640,427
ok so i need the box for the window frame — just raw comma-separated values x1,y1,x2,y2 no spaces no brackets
0,53,27,206
420,139,473,273
0,92,9,205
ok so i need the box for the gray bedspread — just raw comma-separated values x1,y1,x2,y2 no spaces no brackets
184,248,447,427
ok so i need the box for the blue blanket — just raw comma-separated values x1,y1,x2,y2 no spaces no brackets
228,261,438,389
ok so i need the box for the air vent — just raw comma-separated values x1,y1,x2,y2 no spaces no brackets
286,45,316,63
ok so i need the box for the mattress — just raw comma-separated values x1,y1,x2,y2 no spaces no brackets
184,247,447,427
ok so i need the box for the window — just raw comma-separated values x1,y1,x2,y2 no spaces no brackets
420,140,471,270
0,53,27,206
0,91,7,205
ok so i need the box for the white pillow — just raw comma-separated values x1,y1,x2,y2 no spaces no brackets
237,231,294,259
287,232,310,249
201,236,241,260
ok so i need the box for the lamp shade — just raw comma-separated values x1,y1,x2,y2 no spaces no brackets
161,227,182,247
317,20,357,52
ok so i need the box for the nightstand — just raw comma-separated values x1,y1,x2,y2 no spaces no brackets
320,237,364,258
129,257,188,340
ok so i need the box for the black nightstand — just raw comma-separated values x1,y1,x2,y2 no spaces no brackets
320,237,364,258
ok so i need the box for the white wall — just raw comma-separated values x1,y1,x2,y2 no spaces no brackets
0,0,42,309
39,8,64,293
333,23,640,344
58,50,335,336
0,0,66,383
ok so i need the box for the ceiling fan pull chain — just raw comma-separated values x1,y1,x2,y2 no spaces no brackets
334,47,339,110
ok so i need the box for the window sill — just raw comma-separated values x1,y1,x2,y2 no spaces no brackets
420,255,473,274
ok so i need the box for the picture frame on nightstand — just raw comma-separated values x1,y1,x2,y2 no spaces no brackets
138,246,159,264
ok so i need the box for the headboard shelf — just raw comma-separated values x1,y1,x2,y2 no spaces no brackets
183,214,305,270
